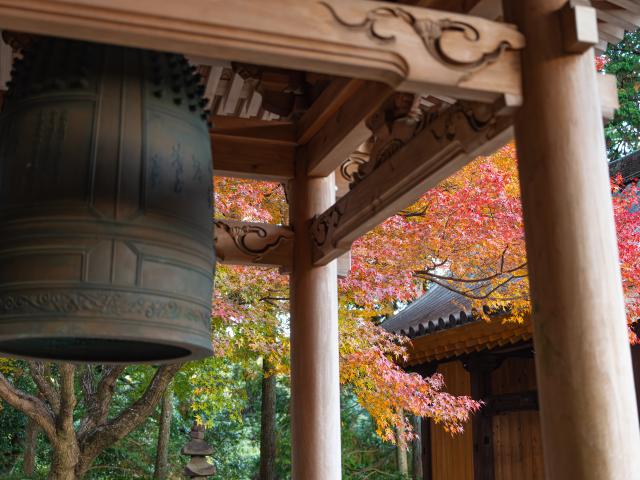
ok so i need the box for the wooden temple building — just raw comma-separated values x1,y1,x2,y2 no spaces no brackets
381,150,640,480
0,0,638,479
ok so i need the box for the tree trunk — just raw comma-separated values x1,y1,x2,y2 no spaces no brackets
154,386,173,480
23,417,39,476
396,420,408,478
411,416,422,480
259,359,277,480
49,437,80,480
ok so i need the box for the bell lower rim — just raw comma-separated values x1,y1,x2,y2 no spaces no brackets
0,319,213,364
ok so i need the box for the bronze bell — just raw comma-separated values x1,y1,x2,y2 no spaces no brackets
0,37,215,363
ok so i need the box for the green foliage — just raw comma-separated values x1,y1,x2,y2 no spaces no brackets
0,401,27,476
605,29,640,159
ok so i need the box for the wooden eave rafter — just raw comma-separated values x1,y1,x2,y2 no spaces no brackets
406,317,533,366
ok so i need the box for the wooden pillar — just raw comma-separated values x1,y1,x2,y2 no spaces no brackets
420,416,432,480
631,345,640,422
289,164,341,480
465,356,499,480
503,1,640,478
411,416,423,480
413,363,437,480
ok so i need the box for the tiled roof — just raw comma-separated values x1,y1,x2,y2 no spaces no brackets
382,285,533,364
382,284,477,339
609,150,640,183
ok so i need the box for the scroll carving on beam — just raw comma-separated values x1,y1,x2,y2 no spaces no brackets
321,4,512,73
214,219,293,268
318,1,525,100
311,99,513,265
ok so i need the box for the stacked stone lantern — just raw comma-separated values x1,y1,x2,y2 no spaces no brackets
182,423,216,478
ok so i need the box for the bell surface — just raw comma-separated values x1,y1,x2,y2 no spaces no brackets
0,37,215,363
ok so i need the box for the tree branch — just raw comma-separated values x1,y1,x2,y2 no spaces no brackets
78,363,182,469
414,262,527,284
0,371,56,442
57,363,76,437
27,361,60,414
77,365,126,443
424,273,527,301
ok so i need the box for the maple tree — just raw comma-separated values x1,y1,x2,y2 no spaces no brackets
211,177,482,445
210,133,640,446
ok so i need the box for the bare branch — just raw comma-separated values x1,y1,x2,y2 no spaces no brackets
27,361,60,414
425,273,527,301
414,262,527,284
0,371,56,441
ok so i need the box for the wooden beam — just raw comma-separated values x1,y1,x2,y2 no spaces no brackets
214,219,293,268
211,118,295,181
406,317,532,365
310,101,513,265
296,78,360,145
212,80,623,189
301,81,392,177
0,0,525,101
487,390,539,413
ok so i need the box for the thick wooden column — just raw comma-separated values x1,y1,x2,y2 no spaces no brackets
289,164,341,479
504,1,640,478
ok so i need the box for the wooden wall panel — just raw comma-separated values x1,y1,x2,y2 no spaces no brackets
491,357,544,479
492,357,537,395
431,361,474,480
493,411,544,480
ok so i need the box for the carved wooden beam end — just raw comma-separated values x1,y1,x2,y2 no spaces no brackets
311,99,514,266
215,220,293,268
560,3,599,54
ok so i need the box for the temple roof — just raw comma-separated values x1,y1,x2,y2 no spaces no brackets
382,150,640,364
382,284,475,339
382,286,532,365
382,285,532,364
609,150,640,183
385,149,640,344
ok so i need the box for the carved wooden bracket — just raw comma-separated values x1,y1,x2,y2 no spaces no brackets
215,219,293,268
215,219,352,277
312,100,514,265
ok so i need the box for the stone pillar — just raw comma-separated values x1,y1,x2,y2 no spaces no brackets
504,1,640,478
289,164,341,480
